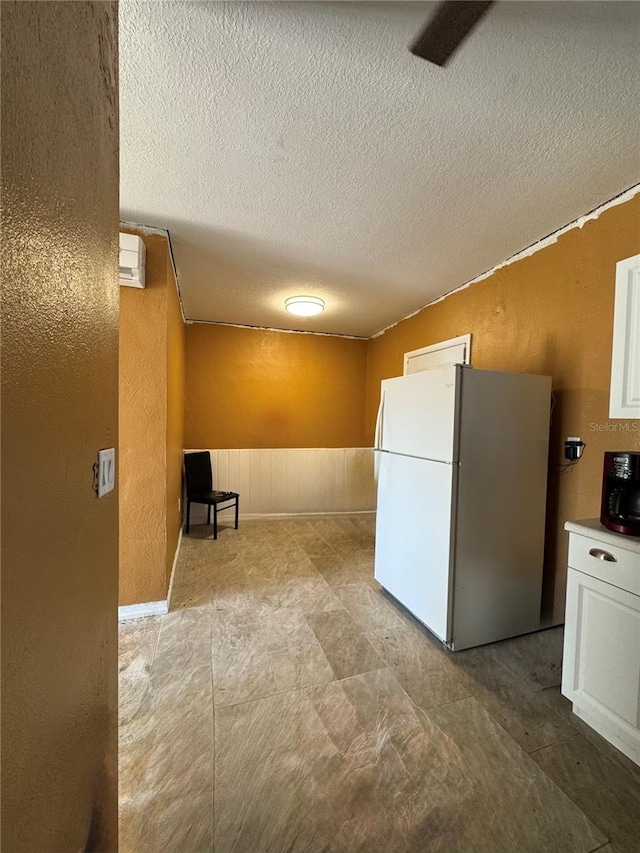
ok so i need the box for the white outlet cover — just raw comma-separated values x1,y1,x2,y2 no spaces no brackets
98,448,116,498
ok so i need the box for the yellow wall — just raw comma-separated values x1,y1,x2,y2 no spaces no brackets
1,3,119,851
119,231,185,605
366,195,640,623
185,324,367,448
166,250,186,585
119,233,169,604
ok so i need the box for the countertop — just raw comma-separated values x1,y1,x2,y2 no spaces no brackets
565,518,640,555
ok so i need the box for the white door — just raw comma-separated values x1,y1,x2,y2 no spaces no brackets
374,452,455,642
404,334,471,375
379,365,459,463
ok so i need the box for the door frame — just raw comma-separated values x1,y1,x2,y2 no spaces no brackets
403,334,472,376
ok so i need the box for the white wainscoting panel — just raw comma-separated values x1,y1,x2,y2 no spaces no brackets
186,448,376,520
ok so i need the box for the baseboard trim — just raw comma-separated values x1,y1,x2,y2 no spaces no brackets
118,600,169,621
239,510,376,519
166,528,182,612
119,531,184,622
189,510,376,523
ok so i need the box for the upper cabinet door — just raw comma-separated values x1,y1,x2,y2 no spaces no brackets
610,254,640,419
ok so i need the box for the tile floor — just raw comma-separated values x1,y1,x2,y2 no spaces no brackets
119,515,640,853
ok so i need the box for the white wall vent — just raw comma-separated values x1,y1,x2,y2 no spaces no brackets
119,232,146,288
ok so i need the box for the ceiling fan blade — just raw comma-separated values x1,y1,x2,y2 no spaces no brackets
411,1,494,66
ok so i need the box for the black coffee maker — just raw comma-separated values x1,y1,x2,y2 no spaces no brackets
601,451,640,535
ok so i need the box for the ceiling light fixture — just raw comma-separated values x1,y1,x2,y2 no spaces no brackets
284,295,325,317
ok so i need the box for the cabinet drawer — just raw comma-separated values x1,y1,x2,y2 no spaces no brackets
568,533,640,595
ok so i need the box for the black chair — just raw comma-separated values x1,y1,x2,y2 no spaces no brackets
184,451,239,540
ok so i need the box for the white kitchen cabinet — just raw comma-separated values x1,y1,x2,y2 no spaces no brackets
609,253,640,419
562,520,640,766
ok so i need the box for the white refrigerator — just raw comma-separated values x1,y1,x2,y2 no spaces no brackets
374,364,551,651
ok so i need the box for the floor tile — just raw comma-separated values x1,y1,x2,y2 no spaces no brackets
532,733,640,852
539,686,640,787
118,616,162,674
269,641,334,691
212,615,278,708
155,605,212,670
314,550,376,587
120,514,633,853
306,607,386,680
120,789,214,853
169,581,215,610
210,590,259,640
453,646,578,752
484,626,564,689
120,663,214,796
214,687,339,853
307,553,350,586
255,573,341,616
119,617,163,724
258,604,319,651
119,647,214,853
368,624,473,710
334,581,404,631
214,672,605,853
422,697,606,853
293,523,338,557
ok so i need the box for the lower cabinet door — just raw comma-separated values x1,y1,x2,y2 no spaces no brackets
562,567,640,765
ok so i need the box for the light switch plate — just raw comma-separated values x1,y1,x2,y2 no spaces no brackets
97,448,116,497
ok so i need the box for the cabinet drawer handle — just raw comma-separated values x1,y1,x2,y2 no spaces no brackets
589,548,617,563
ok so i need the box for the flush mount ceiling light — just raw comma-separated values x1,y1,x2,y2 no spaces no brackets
284,295,325,317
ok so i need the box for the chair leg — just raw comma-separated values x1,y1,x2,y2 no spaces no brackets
213,505,218,540
235,497,239,530
207,505,211,525
186,500,191,534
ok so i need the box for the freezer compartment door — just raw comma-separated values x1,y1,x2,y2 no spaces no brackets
379,365,459,463
374,452,455,642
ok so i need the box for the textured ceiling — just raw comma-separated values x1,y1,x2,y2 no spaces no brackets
120,1,640,337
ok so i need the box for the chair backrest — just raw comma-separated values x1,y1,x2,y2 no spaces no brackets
184,451,213,496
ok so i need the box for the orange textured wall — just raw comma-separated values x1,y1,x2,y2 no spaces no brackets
185,324,367,448
1,3,119,851
166,249,185,584
119,231,185,606
119,233,169,605
366,195,640,624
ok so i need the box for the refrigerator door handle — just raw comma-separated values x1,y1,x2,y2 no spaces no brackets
374,391,385,451
374,391,385,480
